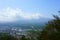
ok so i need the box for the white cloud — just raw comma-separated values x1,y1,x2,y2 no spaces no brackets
0,7,43,22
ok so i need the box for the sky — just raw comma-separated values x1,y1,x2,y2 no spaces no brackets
0,0,60,22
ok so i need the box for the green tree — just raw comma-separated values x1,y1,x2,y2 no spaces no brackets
20,35,27,40
0,33,18,40
38,14,60,40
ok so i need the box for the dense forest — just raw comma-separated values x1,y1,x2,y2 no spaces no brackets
0,12,60,40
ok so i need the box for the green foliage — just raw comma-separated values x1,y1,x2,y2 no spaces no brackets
39,15,60,40
0,33,18,40
20,35,27,40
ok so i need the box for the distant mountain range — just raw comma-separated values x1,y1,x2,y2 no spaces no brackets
0,17,52,30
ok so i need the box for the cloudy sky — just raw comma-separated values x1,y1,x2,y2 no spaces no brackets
0,0,60,22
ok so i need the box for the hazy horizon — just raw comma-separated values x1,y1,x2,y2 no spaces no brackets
0,0,60,23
